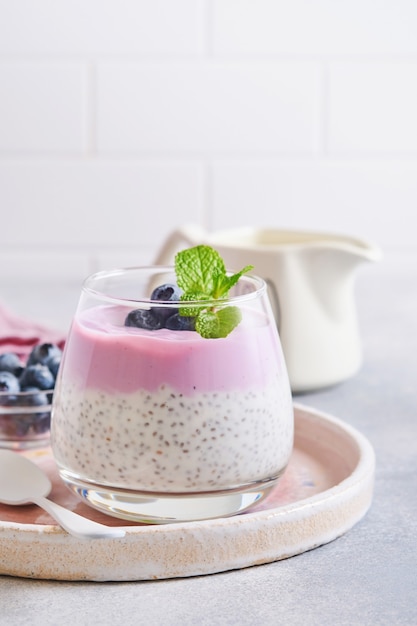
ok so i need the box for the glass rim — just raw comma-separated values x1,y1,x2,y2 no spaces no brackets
82,265,267,308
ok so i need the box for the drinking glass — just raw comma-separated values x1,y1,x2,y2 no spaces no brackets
51,266,294,523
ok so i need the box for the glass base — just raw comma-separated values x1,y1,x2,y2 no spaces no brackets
58,470,281,524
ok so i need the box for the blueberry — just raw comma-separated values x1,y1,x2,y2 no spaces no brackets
8,388,51,437
18,387,49,408
0,372,20,406
150,283,182,324
0,371,20,392
165,314,196,331
46,354,61,379
150,283,181,302
151,305,179,324
0,353,24,377
7,417,31,438
19,364,55,390
124,284,191,331
124,309,163,330
27,343,62,367
32,414,51,434
16,388,51,435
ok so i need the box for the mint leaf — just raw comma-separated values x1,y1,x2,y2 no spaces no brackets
174,245,253,339
176,245,225,297
196,306,242,339
215,266,254,297
195,310,219,338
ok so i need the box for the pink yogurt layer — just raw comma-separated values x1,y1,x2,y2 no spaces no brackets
60,305,285,396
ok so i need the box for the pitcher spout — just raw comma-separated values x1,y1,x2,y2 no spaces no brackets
292,230,382,265
330,235,382,264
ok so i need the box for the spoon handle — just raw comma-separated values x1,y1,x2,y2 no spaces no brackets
32,496,126,540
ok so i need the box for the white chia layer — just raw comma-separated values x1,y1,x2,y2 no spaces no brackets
52,381,293,493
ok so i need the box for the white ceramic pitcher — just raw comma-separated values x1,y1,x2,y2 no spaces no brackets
154,224,381,393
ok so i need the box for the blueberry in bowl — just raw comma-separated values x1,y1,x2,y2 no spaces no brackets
0,343,62,450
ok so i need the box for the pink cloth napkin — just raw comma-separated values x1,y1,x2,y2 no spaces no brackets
0,303,66,361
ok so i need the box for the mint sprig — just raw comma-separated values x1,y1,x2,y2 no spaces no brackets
175,245,253,339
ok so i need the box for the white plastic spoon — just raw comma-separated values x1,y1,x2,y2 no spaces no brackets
0,450,125,540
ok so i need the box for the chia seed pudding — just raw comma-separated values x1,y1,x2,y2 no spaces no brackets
51,304,294,495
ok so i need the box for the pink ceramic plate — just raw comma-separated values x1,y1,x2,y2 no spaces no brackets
0,404,375,581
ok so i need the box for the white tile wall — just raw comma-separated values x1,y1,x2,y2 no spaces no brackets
0,64,88,153
212,160,417,247
328,62,417,154
0,159,205,270
1,0,417,312
0,1,205,56
213,0,417,55
97,62,320,154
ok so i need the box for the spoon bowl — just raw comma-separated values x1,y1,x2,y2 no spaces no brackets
0,450,51,504
0,450,125,540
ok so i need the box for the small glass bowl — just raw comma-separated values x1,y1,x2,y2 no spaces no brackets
0,389,52,450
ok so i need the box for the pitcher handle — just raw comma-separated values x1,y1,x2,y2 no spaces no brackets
153,224,207,265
